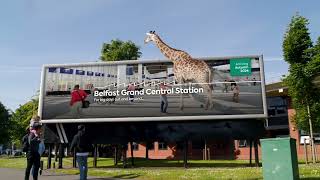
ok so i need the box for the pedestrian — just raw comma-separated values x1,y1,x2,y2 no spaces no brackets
222,79,229,93
127,83,135,103
231,82,240,103
159,82,169,114
70,125,92,180
70,85,88,118
252,77,257,86
24,122,42,180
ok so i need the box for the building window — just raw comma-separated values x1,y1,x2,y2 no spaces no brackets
132,142,139,151
158,142,168,150
148,142,155,150
238,140,247,148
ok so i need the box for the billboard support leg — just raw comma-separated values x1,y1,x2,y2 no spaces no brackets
73,149,77,168
47,144,52,169
183,140,188,168
114,145,118,166
55,143,58,162
93,144,98,168
145,142,149,160
58,143,64,169
122,144,127,168
254,140,259,167
130,141,134,166
249,139,253,166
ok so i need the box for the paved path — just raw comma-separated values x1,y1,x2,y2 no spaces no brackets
0,168,119,180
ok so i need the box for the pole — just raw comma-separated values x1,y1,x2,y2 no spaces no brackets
114,146,118,166
254,140,259,167
58,143,64,169
73,149,77,168
145,142,149,160
204,140,207,160
183,140,188,168
249,140,253,166
130,142,134,166
93,144,98,168
307,104,316,163
304,138,308,164
47,144,52,169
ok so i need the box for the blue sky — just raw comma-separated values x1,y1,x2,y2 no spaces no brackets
0,0,320,111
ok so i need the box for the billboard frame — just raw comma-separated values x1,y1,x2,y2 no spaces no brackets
38,55,268,124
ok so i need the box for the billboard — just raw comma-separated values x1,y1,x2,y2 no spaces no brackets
39,55,267,123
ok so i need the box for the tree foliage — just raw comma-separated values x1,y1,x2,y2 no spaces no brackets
10,99,38,144
0,102,10,145
283,14,313,64
100,39,142,61
283,14,320,132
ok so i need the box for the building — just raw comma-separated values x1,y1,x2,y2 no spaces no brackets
126,82,320,160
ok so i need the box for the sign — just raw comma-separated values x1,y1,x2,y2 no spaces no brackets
230,58,252,76
40,56,266,122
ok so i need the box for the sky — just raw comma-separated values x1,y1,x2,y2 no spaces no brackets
0,0,320,111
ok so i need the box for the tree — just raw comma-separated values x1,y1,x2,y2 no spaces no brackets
10,99,38,145
282,14,320,132
100,39,142,61
0,102,10,145
283,14,320,163
283,14,313,64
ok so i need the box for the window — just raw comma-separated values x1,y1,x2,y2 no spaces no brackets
267,97,288,117
147,142,154,150
158,142,168,150
238,140,247,148
132,142,139,151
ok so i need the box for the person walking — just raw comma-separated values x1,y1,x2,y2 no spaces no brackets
24,123,42,180
127,83,135,103
231,82,240,103
70,125,92,180
70,85,87,118
222,79,229,93
159,82,169,114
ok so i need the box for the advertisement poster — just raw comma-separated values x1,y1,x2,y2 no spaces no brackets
40,56,266,121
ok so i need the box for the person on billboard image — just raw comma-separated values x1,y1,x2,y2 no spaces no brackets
70,85,88,118
222,79,229,93
127,82,135,103
231,81,240,103
159,82,169,114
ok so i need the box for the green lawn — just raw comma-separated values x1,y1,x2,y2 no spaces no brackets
0,156,319,180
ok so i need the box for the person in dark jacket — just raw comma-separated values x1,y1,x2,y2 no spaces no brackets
70,125,92,180
24,123,42,180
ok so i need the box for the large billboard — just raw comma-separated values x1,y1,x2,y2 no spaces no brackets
39,55,267,123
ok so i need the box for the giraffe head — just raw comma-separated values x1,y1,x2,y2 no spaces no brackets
144,31,157,44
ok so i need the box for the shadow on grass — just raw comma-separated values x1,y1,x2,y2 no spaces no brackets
95,158,261,168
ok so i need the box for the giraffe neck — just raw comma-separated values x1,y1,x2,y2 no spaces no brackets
154,36,180,62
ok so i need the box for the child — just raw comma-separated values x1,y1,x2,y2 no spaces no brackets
30,115,41,134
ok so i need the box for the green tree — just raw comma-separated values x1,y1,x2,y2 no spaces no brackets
282,14,320,132
100,39,142,61
283,14,313,64
0,102,10,145
10,99,38,145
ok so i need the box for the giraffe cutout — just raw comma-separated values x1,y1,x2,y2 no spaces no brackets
144,31,213,110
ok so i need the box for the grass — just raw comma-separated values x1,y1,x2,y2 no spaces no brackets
1,156,320,179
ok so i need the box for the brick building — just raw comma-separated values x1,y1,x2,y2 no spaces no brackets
126,82,320,160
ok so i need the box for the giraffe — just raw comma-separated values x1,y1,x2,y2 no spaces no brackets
144,31,213,110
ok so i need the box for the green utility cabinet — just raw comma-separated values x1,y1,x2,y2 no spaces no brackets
261,137,299,180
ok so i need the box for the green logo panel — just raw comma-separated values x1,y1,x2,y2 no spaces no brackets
230,58,252,76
